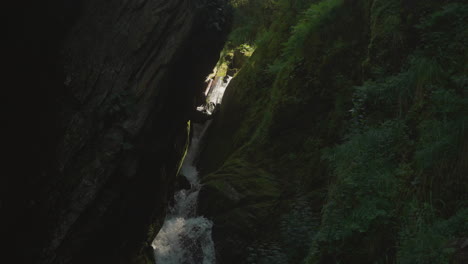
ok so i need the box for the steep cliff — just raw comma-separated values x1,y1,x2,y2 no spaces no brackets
3,0,229,263
198,0,467,263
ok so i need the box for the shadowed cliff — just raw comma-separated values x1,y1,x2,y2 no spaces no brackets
3,0,230,263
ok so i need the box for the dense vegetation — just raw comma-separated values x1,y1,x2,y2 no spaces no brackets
199,0,467,263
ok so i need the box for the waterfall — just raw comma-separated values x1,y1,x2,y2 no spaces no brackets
199,76,233,114
152,121,215,264
152,75,232,264
206,76,232,105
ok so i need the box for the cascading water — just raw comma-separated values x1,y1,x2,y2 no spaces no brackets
152,75,232,264
152,122,214,264
199,76,233,114
206,76,232,105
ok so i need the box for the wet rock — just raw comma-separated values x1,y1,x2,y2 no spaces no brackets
176,174,192,191
232,49,249,69
190,109,213,123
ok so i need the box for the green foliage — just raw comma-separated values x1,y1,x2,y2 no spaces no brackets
411,80,468,210
246,194,320,264
397,203,468,264
308,2,468,262
307,121,407,261
352,56,443,120
279,195,320,261
415,117,465,172
266,0,343,74
366,0,404,74
228,0,280,47
202,1,468,264
417,3,468,62
283,0,342,60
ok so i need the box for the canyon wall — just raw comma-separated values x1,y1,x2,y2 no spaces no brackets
3,1,229,263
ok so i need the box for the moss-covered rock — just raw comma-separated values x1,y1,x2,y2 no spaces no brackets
198,154,280,262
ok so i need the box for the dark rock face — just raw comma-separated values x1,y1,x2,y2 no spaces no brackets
3,0,229,263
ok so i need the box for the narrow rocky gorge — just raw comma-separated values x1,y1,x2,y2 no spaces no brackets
4,0,467,264
5,0,229,263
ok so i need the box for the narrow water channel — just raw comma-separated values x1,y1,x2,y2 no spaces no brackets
152,76,232,264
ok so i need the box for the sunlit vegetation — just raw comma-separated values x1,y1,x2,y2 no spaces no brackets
201,0,468,263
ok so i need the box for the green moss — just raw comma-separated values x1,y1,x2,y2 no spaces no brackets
176,120,191,175
203,155,279,201
200,0,468,263
201,154,280,238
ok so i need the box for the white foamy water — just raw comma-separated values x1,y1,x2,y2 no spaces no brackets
152,121,215,264
206,76,232,105
199,76,233,114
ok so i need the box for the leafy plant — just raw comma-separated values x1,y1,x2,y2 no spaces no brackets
397,203,468,264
